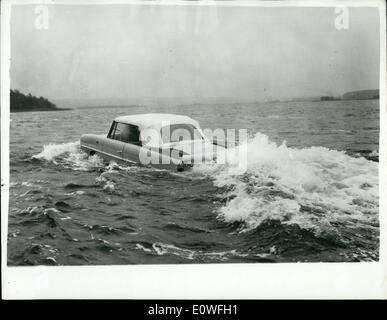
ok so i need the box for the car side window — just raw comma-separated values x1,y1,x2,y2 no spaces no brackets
108,122,142,146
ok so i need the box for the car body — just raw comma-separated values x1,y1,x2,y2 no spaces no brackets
80,113,225,171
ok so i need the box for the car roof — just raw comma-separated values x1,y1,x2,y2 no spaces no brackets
114,113,199,130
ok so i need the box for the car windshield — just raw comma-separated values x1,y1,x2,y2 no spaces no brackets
160,124,203,144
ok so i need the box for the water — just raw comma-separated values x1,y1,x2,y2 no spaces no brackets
7,100,379,265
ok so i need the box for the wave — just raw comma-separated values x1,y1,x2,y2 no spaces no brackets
32,141,104,171
31,134,379,238
33,141,79,162
193,133,379,236
13,243,59,265
135,242,250,261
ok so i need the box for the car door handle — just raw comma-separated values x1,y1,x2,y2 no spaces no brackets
117,150,122,153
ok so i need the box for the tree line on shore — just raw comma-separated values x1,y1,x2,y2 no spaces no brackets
10,89,57,111
320,89,379,101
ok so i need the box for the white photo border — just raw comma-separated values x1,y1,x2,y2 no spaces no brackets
1,0,386,299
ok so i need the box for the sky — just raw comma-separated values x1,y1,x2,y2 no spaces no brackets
10,3,380,104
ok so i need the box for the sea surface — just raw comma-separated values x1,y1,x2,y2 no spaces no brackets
7,100,380,265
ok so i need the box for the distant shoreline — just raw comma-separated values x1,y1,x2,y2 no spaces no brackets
10,89,70,113
11,107,72,113
10,88,379,111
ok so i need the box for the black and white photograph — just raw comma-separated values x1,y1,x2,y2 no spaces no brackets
1,0,386,299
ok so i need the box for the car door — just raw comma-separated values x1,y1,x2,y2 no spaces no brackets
122,124,142,163
103,121,126,162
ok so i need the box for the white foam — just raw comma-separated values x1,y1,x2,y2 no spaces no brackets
33,141,104,170
194,133,379,234
21,181,34,187
33,141,79,163
148,242,249,261
369,150,379,157
65,190,85,196
65,151,104,171
135,244,152,252
152,242,195,259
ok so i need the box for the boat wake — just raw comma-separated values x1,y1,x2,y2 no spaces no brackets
32,133,379,241
192,133,379,239
32,141,104,171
